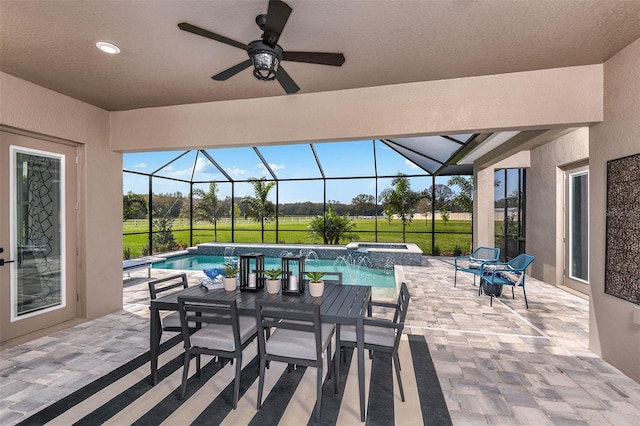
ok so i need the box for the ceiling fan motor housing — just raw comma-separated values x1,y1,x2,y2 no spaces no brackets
248,40,283,81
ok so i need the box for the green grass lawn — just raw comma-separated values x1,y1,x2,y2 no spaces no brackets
123,217,472,258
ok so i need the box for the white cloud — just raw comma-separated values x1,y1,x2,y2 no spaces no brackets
405,159,420,169
193,157,210,173
258,162,285,171
133,162,147,169
226,166,247,176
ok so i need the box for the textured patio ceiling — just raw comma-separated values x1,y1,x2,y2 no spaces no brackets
2,1,639,111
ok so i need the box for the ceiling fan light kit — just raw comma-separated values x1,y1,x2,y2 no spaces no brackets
178,0,344,94
249,41,282,81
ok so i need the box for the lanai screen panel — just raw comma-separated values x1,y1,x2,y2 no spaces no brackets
314,140,376,178
206,147,270,181
257,144,321,180
375,140,427,177
148,150,198,180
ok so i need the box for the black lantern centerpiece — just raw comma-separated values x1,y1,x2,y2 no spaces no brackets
239,253,265,292
281,254,306,295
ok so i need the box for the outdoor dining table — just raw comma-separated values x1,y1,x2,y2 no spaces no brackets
149,282,372,422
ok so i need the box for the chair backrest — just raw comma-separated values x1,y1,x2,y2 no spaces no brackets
471,246,501,261
508,254,536,272
178,296,241,351
148,273,188,299
393,282,411,324
255,300,322,361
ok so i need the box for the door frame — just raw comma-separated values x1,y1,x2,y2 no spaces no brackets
0,129,80,343
562,162,590,295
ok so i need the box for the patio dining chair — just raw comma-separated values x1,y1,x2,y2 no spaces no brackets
480,253,536,308
454,246,500,287
255,300,336,424
335,282,410,402
148,273,189,337
177,296,258,407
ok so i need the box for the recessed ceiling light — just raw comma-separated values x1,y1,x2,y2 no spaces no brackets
96,41,120,54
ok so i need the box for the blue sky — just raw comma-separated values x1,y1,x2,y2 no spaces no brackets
123,140,453,204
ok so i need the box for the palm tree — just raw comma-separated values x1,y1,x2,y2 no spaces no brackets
448,175,474,214
378,174,422,242
193,183,224,242
242,177,276,243
308,204,357,244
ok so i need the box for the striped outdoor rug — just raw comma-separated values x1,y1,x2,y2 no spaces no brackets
18,334,450,426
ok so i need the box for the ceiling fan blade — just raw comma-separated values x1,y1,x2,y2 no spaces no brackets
212,59,253,81
178,22,248,50
276,65,300,94
283,51,345,66
262,0,292,48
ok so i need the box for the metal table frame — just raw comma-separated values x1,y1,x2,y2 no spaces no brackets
149,283,372,422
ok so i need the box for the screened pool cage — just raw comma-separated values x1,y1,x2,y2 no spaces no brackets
123,136,483,257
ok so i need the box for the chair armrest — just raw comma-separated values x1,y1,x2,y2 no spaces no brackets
363,318,403,330
484,265,520,274
369,300,397,309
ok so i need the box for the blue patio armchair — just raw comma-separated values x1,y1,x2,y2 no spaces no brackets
453,246,500,287
480,253,535,308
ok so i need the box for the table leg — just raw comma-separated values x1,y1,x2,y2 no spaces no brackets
357,315,365,422
150,306,160,385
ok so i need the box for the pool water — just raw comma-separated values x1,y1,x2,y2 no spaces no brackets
153,255,395,289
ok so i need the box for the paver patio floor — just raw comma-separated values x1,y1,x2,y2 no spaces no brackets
1,256,639,425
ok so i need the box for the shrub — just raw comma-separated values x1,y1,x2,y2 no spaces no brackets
152,217,177,253
307,204,357,244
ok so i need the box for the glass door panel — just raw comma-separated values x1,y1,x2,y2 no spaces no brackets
565,166,589,293
14,148,65,317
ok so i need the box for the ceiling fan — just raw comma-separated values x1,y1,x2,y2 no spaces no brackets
178,0,345,94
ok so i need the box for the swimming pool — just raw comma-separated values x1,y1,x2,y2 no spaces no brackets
152,254,395,289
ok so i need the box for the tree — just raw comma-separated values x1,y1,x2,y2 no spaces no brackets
123,192,147,221
152,192,185,218
349,193,376,216
416,198,432,230
149,217,177,254
441,205,450,225
242,177,276,243
378,174,422,242
448,175,474,214
308,204,358,244
384,205,394,225
428,184,454,211
230,201,241,219
193,183,224,242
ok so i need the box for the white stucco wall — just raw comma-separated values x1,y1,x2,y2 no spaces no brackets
0,72,123,320
589,37,640,382
110,66,603,151
527,128,589,284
